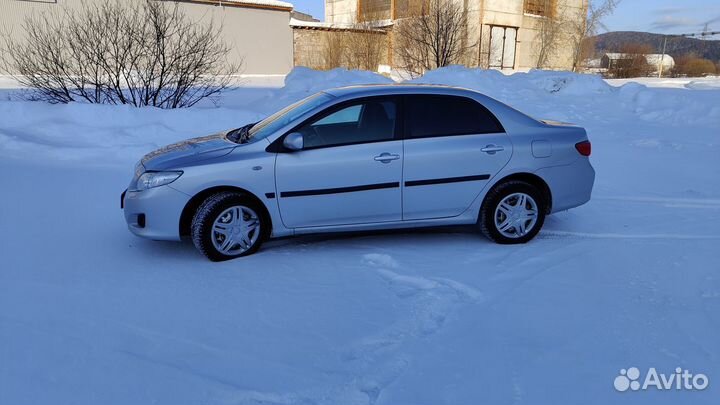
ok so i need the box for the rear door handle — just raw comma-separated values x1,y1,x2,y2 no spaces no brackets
481,145,505,154
374,153,400,163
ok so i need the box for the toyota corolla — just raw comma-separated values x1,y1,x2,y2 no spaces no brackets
122,85,595,261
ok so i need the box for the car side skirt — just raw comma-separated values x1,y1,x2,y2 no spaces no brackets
289,211,478,235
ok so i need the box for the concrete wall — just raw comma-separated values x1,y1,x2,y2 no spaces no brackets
293,29,329,69
474,0,586,70
0,0,294,75
323,0,587,71
325,0,358,24
293,27,389,70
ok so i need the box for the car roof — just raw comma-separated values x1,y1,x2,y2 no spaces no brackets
321,84,544,132
323,84,480,98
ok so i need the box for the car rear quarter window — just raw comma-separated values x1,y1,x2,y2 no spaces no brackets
404,95,503,139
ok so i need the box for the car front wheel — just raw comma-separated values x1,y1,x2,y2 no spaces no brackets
191,192,268,261
480,180,546,244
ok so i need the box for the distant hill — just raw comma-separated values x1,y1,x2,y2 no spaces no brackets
592,31,720,62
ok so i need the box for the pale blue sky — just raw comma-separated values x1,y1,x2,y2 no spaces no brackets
290,0,720,35
602,0,720,34
291,0,323,19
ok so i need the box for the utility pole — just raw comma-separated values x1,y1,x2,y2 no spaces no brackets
658,35,667,78
657,29,720,78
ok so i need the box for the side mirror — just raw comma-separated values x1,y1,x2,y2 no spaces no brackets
283,132,304,151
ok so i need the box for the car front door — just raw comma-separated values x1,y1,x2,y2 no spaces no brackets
401,94,512,220
275,96,403,228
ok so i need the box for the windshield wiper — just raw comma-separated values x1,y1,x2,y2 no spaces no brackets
227,122,257,144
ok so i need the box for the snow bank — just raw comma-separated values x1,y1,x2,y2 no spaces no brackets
0,67,392,166
685,80,720,90
411,66,720,128
618,83,720,127
282,66,393,96
0,66,718,167
0,99,263,165
411,65,614,96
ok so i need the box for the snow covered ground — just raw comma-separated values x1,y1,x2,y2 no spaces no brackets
1,67,719,405
606,76,720,90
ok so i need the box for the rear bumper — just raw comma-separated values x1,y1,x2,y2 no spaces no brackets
122,186,190,241
535,158,595,213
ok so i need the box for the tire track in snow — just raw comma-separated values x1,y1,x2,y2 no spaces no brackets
540,230,720,240
594,195,720,209
541,194,720,241
331,253,483,404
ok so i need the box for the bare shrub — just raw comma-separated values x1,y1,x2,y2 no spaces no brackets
345,31,386,71
321,14,387,72
673,55,717,77
345,15,387,71
394,0,475,77
322,31,348,70
0,0,241,108
607,43,653,78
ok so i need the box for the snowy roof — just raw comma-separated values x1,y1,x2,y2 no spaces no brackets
585,58,602,68
645,54,675,67
205,0,293,10
604,53,672,61
603,53,675,67
290,18,393,31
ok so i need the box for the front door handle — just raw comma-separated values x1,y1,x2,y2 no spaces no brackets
481,145,505,154
374,153,400,163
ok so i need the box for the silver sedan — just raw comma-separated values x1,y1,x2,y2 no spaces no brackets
122,85,595,261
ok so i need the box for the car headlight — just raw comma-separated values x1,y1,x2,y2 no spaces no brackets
133,171,183,191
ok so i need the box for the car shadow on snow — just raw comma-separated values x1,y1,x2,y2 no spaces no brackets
268,225,482,247
125,225,493,262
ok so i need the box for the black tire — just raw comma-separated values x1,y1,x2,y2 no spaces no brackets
480,180,547,244
191,192,269,261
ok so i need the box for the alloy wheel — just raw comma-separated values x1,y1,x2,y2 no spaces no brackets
493,192,539,238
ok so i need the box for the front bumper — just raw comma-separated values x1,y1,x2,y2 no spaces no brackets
122,185,190,241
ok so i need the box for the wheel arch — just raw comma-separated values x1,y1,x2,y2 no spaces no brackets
179,186,272,237
484,172,552,214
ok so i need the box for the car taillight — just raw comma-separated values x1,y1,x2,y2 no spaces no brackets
575,140,591,157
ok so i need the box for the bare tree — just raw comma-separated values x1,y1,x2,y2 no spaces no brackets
1,0,240,108
535,0,564,68
345,15,387,71
394,0,475,77
322,31,348,70
568,0,621,72
321,14,387,71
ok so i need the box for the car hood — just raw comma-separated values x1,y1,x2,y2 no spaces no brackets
141,132,237,171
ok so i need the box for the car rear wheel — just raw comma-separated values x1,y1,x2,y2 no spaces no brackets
480,180,546,244
191,192,268,261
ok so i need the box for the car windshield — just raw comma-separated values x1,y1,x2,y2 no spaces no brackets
244,92,333,142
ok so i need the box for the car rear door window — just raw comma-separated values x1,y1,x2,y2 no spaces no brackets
404,95,503,139
298,98,398,149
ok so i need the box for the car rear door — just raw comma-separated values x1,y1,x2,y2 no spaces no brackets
401,94,512,220
275,96,403,228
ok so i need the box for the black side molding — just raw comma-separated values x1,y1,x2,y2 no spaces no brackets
280,182,400,198
405,174,490,187
276,175,490,198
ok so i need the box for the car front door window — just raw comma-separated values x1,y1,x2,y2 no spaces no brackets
299,100,397,149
